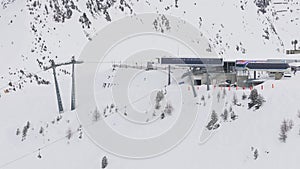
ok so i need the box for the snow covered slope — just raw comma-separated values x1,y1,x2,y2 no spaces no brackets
1,0,300,169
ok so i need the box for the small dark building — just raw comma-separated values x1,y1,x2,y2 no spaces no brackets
246,62,290,80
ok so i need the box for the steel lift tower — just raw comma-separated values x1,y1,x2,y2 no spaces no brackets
44,60,66,113
69,56,83,110
186,70,197,98
44,57,83,113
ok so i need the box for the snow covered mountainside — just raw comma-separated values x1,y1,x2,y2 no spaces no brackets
1,0,300,169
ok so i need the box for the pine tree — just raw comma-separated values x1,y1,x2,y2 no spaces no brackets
253,149,259,160
279,126,287,143
201,95,205,101
279,120,291,143
39,127,44,135
102,156,108,169
248,89,258,103
211,111,218,122
92,108,101,122
229,105,233,112
282,120,289,132
37,149,42,159
217,91,221,102
21,123,30,141
206,110,219,130
255,95,265,109
221,109,228,121
208,93,211,99
66,128,72,140
16,128,20,135
248,89,265,109
288,120,294,130
161,113,165,119
231,111,238,120
156,90,164,102
222,89,226,99
155,90,164,110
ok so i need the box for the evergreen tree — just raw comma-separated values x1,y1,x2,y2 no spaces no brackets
278,119,293,143
21,123,30,141
248,89,265,109
102,156,108,169
66,128,72,140
39,127,44,135
155,90,164,110
217,91,221,102
92,108,101,122
231,111,238,120
206,110,219,130
201,95,205,101
279,126,287,143
248,89,258,103
253,149,259,160
16,128,20,135
222,89,226,99
221,109,228,121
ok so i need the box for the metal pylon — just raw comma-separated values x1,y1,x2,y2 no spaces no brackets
70,56,83,111
168,65,171,85
44,57,83,113
71,61,75,110
187,70,197,98
44,60,64,113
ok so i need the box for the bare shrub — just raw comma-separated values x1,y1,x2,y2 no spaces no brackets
164,103,174,115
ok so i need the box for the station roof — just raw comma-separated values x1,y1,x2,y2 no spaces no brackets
161,58,223,66
246,62,290,70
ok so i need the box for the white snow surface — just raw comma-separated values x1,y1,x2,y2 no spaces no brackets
1,0,300,168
